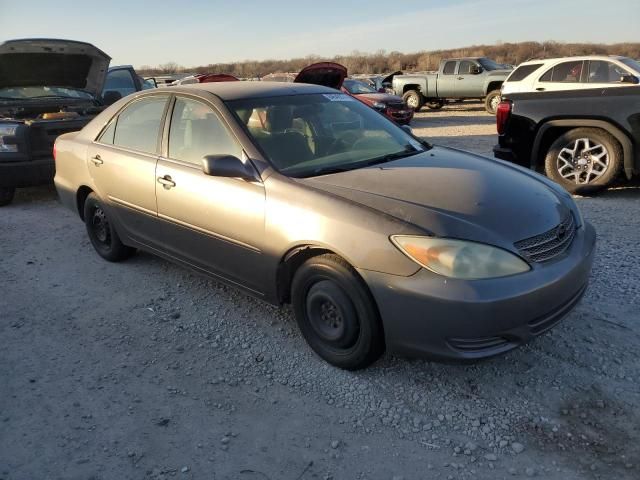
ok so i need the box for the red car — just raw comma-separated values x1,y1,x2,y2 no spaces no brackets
294,63,414,125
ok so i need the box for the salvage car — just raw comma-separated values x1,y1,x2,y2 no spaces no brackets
294,63,413,124
392,57,511,113
0,38,110,206
342,79,413,125
54,82,595,369
494,86,639,193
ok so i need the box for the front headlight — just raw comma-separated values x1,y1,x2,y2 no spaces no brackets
0,124,19,153
372,102,386,110
391,236,530,279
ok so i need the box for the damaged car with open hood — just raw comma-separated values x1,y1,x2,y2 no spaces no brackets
0,38,111,205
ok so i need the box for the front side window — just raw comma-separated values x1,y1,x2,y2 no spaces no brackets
104,69,137,98
168,97,242,165
458,61,476,74
540,61,584,83
587,60,628,83
111,95,168,154
443,62,457,75
228,93,427,178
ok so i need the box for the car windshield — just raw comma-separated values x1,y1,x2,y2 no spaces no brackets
619,57,640,74
343,79,377,94
0,86,94,101
228,93,427,178
478,58,503,71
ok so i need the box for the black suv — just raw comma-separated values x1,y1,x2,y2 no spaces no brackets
493,86,639,193
0,39,149,206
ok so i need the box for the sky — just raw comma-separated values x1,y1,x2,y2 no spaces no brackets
1,0,638,67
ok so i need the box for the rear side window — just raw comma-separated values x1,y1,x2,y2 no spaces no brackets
506,64,543,82
540,61,584,83
168,97,242,165
443,61,457,75
112,96,168,154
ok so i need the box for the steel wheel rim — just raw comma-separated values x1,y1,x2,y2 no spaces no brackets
490,95,501,111
91,206,111,245
305,281,359,349
556,138,609,184
406,95,419,108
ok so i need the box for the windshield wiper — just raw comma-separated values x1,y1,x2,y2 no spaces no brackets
29,95,74,99
360,145,423,168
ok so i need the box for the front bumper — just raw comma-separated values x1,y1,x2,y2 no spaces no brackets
359,221,596,361
0,157,54,188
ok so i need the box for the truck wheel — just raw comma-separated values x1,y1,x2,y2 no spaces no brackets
84,193,136,262
0,187,15,206
291,254,385,370
426,100,444,110
544,128,622,194
403,90,423,112
484,90,501,114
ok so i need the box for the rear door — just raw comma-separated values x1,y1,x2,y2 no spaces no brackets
88,94,170,243
154,95,266,292
438,61,458,97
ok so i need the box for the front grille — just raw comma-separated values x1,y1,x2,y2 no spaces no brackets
514,214,576,263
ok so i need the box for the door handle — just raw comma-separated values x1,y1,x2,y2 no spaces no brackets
157,175,176,189
536,87,546,91
90,155,103,166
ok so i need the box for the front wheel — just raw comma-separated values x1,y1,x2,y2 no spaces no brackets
402,90,423,112
291,254,385,370
0,187,15,206
484,90,501,114
84,193,136,262
544,128,622,194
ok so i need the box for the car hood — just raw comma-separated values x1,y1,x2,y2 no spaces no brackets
300,147,571,251
487,69,512,78
354,92,405,104
294,62,347,90
0,38,111,96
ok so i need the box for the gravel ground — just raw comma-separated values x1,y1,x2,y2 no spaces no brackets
1,103,639,480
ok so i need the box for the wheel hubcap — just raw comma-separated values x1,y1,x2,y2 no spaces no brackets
407,96,418,108
92,207,111,245
490,95,500,110
556,138,609,185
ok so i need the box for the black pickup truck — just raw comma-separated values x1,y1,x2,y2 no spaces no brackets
494,87,639,193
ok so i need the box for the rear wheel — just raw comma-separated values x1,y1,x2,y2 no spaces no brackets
0,187,15,206
544,128,622,194
484,90,501,114
83,193,135,262
402,90,424,112
291,254,385,370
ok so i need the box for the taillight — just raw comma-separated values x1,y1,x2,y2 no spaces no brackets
496,100,512,135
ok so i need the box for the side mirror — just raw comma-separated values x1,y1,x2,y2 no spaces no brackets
102,90,122,105
470,66,482,74
620,74,639,84
202,154,257,180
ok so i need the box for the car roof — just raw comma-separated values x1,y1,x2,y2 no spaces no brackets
518,55,628,65
156,81,337,101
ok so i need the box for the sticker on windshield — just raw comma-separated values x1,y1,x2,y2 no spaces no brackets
323,93,355,102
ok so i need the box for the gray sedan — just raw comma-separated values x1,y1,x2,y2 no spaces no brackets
54,82,595,369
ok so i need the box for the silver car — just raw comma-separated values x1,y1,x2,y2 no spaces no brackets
54,82,596,369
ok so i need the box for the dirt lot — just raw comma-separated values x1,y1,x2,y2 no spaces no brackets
1,104,639,480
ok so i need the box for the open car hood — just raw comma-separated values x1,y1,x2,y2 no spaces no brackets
381,70,402,86
0,38,111,97
294,62,347,90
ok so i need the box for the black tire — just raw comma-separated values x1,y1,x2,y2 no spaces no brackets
291,254,385,370
484,90,501,114
402,90,423,112
544,128,623,194
83,193,135,262
0,187,15,206
426,100,444,110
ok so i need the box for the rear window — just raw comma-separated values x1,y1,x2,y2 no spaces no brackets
506,64,543,82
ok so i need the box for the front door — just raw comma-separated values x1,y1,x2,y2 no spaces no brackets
455,60,481,97
88,94,170,243
155,96,266,293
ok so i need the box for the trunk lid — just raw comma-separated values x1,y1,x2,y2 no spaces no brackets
294,62,347,90
0,38,111,97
